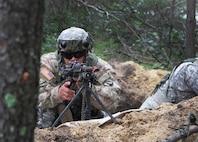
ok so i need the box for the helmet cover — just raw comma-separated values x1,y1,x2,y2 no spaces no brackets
57,27,93,52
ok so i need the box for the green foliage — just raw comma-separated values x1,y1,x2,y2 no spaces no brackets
4,93,17,108
94,39,130,61
94,39,118,60
42,0,195,70
41,34,58,54
19,126,27,136
140,63,167,70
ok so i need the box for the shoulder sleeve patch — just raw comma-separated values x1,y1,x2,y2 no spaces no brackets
40,67,55,81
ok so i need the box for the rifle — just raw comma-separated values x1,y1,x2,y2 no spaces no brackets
50,62,118,130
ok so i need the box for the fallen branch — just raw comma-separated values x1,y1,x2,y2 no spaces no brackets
160,125,198,142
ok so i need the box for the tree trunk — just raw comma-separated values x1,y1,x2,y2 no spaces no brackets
0,0,44,141
185,0,196,58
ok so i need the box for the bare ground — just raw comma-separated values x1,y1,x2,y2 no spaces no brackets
34,60,198,142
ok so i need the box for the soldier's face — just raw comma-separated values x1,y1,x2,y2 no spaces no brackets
64,56,85,64
61,50,86,64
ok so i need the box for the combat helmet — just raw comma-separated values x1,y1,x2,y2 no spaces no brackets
57,27,93,53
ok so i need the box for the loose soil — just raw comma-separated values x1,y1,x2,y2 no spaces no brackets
34,60,198,142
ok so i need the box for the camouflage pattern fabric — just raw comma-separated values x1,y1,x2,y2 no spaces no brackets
140,61,198,110
57,27,93,52
37,107,58,128
37,51,121,127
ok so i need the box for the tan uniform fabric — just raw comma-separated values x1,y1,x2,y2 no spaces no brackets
38,51,121,122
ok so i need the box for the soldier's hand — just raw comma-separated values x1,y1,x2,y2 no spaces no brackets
58,82,75,101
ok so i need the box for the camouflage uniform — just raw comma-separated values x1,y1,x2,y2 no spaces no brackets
140,60,198,110
37,27,121,128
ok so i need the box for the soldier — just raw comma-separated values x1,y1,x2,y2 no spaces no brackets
37,27,121,128
140,59,198,110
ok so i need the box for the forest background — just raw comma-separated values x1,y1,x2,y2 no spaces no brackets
42,0,197,70
0,0,197,141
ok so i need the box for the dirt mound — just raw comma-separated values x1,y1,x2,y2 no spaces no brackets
35,97,198,142
34,60,198,142
110,60,169,111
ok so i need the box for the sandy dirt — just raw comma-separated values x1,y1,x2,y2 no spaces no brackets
34,60,198,142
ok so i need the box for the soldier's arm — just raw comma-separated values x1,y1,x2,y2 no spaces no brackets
92,58,121,113
38,76,62,110
38,53,62,110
